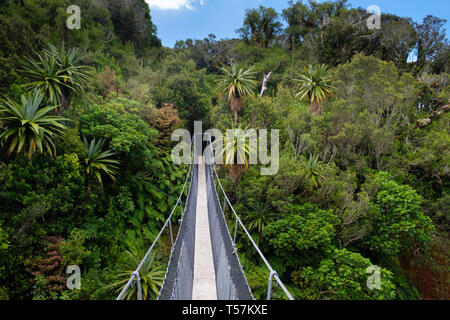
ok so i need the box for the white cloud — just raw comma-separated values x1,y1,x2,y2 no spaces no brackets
146,0,204,10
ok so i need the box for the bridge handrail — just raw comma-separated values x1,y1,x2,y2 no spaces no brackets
205,133,294,301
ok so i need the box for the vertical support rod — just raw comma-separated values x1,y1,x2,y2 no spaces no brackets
233,216,238,244
133,271,143,300
223,195,227,216
169,219,174,248
116,273,136,300
267,271,277,300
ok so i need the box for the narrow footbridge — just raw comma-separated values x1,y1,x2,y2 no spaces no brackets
117,134,293,300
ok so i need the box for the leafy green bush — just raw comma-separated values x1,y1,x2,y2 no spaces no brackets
292,248,396,300
363,173,435,256
264,203,339,267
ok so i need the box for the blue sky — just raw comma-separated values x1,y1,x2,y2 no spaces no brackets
145,0,450,48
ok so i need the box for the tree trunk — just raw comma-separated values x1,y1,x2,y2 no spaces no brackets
230,164,247,185
310,99,322,116
60,91,71,112
231,94,242,125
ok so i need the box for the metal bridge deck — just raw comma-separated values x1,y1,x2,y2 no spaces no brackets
192,156,217,300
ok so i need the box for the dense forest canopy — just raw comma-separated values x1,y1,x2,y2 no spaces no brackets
0,0,448,300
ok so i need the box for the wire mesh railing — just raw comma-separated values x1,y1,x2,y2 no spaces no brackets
205,157,254,299
158,161,198,300
205,133,294,300
116,141,194,301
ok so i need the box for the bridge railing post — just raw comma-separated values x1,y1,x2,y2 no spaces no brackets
116,273,136,300
223,196,227,216
169,219,174,248
233,216,238,244
267,270,277,300
133,271,143,300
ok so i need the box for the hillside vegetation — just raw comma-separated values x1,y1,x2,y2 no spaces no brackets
0,0,448,300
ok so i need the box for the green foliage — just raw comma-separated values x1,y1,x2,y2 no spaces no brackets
150,54,212,131
292,248,396,300
57,126,85,157
44,43,93,104
240,255,289,300
247,201,276,244
217,62,258,124
0,88,67,159
31,275,50,300
22,43,92,110
105,0,161,54
220,126,257,167
0,223,8,251
242,261,270,300
22,50,67,106
0,153,84,244
238,5,282,48
320,54,423,170
415,15,448,74
305,154,325,189
264,203,339,267
239,94,281,129
111,250,165,300
363,173,435,256
295,64,333,115
217,63,258,102
79,104,157,154
0,94,184,299
59,228,91,266
408,113,450,180
83,137,120,186
0,0,448,301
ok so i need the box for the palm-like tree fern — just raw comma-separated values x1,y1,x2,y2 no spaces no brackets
213,124,257,184
22,52,67,107
111,251,166,300
83,137,120,186
217,62,258,125
295,64,333,116
247,201,276,245
0,89,67,159
45,43,92,108
22,43,92,111
306,154,325,189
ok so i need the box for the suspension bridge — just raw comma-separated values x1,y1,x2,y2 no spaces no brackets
117,134,293,300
